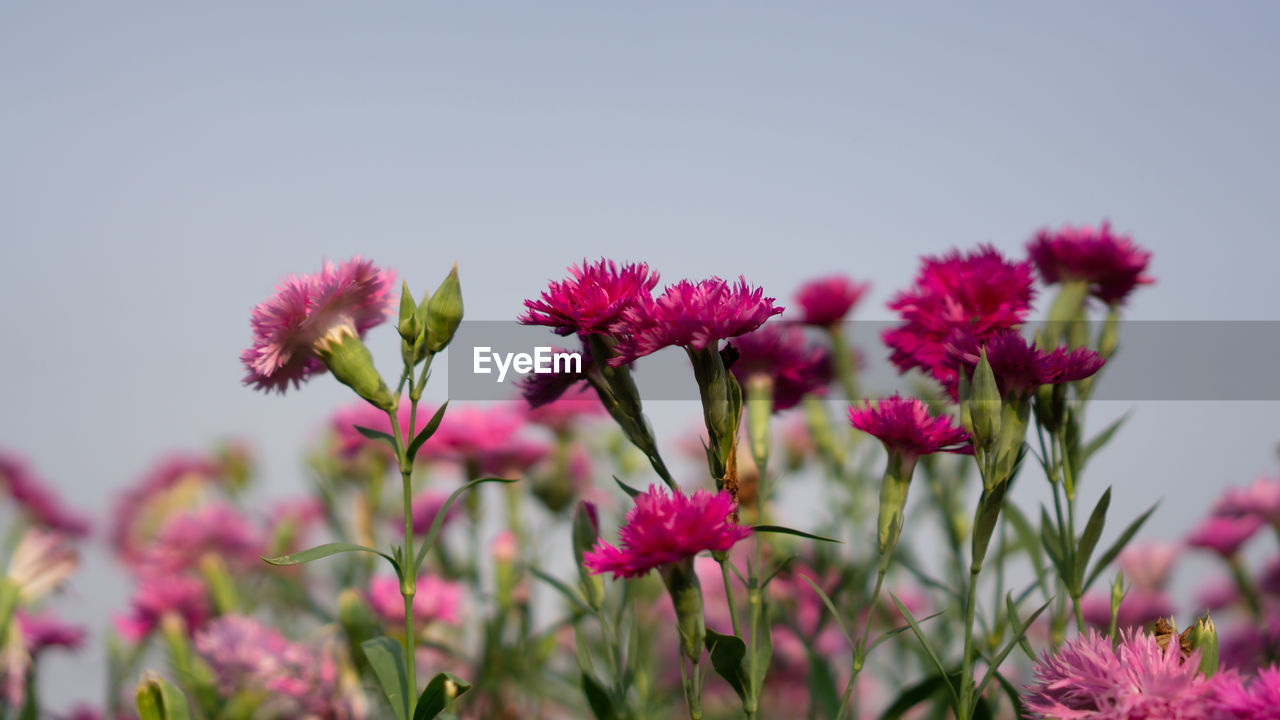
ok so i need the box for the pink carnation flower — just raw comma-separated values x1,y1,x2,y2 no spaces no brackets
728,324,832,411
520,259,660,337
517,343,594,411
1212,666,1280,720
945,328,1106,399
522,386,605,431
612,276,784,364
110,453,225,563
847,395,971,462
793,274,870,327
0,452,90,537
1028,221,1154,305
884,246,1035,391
1215,475,1280,526
114,574,210,643
584,485,753,579
1024,629,1220,719
329,397,435,460
240,257,395,394
1118,542,1181,591
139,502,265,573
1080,588,1176,630
1187,514,1264,557
366,575,463,627
427,405,549,477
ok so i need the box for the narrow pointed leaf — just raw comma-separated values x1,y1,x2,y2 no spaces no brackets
889,592,959,707
263,542,396,568
800,575,855,650
408,402,449,459
1084,502,1159,591
992,670,1028,720
613,476,642,498
414,477,518,572
977,597,1051,699
530,566,592,615
1073,487,1112,592
363,636,410,720
751,525,841,544
580,672,619,720
866,610,946,654
880,673,950,720
413,672,472,720
1081,411,1132,470
353,424,397,450
1039,506,1068,580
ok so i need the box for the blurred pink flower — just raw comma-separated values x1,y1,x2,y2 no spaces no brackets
1216,475,1280,526
612,276,783,364
520,259,660,337
240,256,395,394
583,485,752,579
196,615,364,719
1080,588,1176,630
728,324,831,411
5,528,78,603
1117,542,1181,591
110,453,224,563
522,387,605,431
140,502,265,573
16,611,86,653
0,451,89,537
1219,615,1280,673
1028,221,1153,305
427,405,548,477
1197,576,1241,612
114,574,210,643
366,575,463,627
848,395,971,462
329,397,435,460
1187,514,1264,557
408,490,459,535
793,274,870,328
945,327,1105,399
884,246,1035,391
1212,666,1280,719
1024,629,1218,719
517,344,594,410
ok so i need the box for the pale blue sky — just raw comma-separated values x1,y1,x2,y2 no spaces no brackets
3,2,1279,711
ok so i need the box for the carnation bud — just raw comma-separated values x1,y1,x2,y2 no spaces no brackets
398,281,422,343
425,264,463,353
660,559,706,663
313,328,396,411
875,452,916,570
966,350,1001,453
573,502,604,609
1189,614,1218,677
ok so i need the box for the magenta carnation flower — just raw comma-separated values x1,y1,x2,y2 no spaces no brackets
0,451,89,537
520,259,660,336
1024,629,1220,720
611,276,784,364
408,490,460,535
793,274,870,327
583,485,753,579
729,324,832,411
240,256,395,393
1187,514,1264,557
1028,221,1154,305
1212,666,1280,720
522,385,605,431
945,328,1106,399
517,343,594,410
114,574,210,643
884,246,1035,390
848,395,971,461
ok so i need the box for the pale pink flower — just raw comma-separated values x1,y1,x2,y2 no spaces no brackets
1024,629,1219,719
0,451,89,537
366,575,463,627
1118,542,1181,591
1187,514,1264,557
114,574,210,643
793,275,870,327
1081,588,1176,630
522,388,605,431
1028,221,1154,305
139,502,265,573
241,257,395,394
1215,475,1280,526
5,528,78,603
612,276,784,364
848,395,971,462
520,259,660,337
110,453,224,563
583,485,753,579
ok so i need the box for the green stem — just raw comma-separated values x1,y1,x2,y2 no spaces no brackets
837,568,886,719
958,563,981,720
827,324,859,404
720,559,743,639
388,409,417,720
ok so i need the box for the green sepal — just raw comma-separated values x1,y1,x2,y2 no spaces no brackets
317,333,395,411
970,481,1009,572
424,264,463,353
363,636,410,720
661,559,705,663
413,672,472,720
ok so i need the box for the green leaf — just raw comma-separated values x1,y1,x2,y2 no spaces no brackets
408,402,449,459
704,628,748,702
530,566,592,615
752,525,842,544
580,672,619,720
363,636,410,720
1084,502,1159,591
262,542,396,569
866,610,946,654
888,593,959,708
135,673,191,720
414,477,519,573
1073,487,1112,592
613,476,642,498
413,672,472,720
1039,506,1068,581
1002,503,1046,585
1081,411,1132,470
800,575,855,651
976,596,1051,699
880,672,950,720
749,593,773,698
992,670,1028,720
805,645,841,718
353,424,397,450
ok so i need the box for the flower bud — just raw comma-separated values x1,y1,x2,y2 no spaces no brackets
1189,614,1218,677
573,502,604,609
314,328,396,411
660,559,706,663
425,264,463,353
876,452,916,570
966,349,1001,453
398,281,423,345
